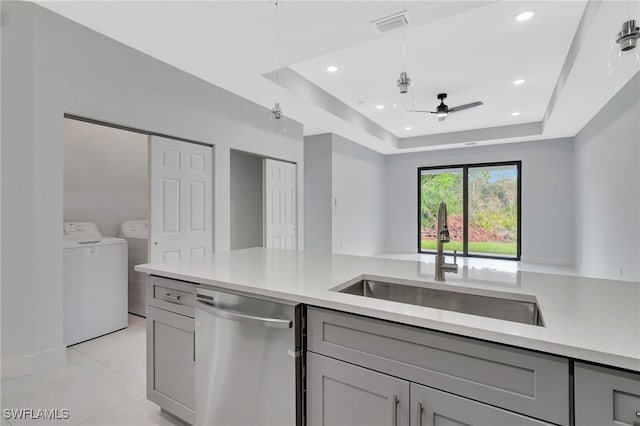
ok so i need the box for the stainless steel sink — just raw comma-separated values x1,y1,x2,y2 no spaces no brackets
336,279,544,326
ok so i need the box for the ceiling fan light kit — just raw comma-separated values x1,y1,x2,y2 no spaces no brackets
435,94,449,118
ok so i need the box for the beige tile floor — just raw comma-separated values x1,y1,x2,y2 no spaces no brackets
1,315,180,426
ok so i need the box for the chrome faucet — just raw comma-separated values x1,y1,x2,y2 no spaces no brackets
435,202,459,281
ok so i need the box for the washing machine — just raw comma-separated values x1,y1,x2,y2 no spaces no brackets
119,219,149,316
63,222,128,346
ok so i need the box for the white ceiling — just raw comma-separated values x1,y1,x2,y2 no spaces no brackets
36,1,640,154
291,1,585,137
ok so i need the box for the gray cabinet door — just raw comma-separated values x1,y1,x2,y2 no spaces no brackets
307,352,410,426
575,362,640,426
146,305,195,424
410,383,553,426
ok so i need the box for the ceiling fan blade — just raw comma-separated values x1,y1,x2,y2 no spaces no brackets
449,101,484,113
406,109,437,114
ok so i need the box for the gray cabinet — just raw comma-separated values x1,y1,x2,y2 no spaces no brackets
575,362,640,426
307,307,569,426
147,305,195,424
306,353,555,426
410,383,553,426
307,352,410,426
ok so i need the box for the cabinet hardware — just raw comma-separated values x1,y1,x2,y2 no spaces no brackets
416,402,423,426
392,395,398,426
162,293,181,303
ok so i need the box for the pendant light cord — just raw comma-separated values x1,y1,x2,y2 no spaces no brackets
401,0,407,71
272,0,280,85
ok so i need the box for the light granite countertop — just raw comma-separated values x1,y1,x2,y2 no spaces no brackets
135,248,640,372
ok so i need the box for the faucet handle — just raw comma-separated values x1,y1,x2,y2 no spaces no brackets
452,250,459,273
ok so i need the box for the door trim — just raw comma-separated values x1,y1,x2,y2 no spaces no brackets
64,113,212,148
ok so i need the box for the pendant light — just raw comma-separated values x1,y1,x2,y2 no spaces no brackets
396,2,413,95
397,71,412,94
270,0,287,131
616,19,639,51
271,102,283,119
609,0,640,80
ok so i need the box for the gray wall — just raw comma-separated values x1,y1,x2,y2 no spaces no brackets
332,134,386,256
1,2,303,376
574,73,640,281
303,133,386,256
304,134,333,253
230,151,263,250
64,119,149,237
385,139,575,266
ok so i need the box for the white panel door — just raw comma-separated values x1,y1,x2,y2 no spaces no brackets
150,136,212,263
264,159,297,250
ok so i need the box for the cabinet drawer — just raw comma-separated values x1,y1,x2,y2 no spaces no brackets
146,276,196,318
575,362,640,426
307,307,569,426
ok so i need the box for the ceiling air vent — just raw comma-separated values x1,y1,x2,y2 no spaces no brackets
371,10,410,34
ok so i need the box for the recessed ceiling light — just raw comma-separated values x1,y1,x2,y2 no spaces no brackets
404,126,412,131
515,11,534,22
512,111,521,116
513,79,526,85
326,65,338,73
393,104,397,108
376,104,385,110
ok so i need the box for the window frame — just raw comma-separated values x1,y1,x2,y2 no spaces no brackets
417,160,522,261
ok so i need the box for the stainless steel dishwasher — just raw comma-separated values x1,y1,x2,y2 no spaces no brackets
195,287,304,426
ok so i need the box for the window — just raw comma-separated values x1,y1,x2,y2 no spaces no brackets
418,161,521,260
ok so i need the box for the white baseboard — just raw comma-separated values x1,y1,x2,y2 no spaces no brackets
1,345,66,379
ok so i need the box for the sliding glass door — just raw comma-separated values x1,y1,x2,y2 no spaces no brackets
419,167,463,254
418,161,521,260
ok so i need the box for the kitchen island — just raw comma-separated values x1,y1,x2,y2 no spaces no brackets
136,247,639,370
136,247,640,426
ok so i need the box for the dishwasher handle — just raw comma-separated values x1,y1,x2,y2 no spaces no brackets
196,299,292,329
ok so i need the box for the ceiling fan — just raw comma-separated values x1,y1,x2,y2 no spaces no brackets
408,93,484,121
